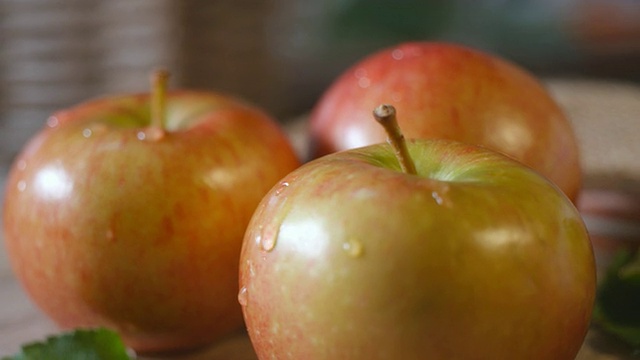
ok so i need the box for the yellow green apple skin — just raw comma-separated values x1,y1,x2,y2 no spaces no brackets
239,139,595,359
309,42,582,201
2,91,301,353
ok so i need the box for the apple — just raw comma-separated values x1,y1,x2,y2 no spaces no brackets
309,42,582,201
240,105,595,359
2,70,301,353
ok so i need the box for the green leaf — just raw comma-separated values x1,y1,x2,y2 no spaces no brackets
2,328,134,360
594,250,640,349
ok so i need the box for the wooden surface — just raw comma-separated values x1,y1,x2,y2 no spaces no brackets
1,79,639,358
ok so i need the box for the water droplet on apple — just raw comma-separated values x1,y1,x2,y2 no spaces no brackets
391,48,404,60
17,180,26,192
82,128,92,138
432,191,444,205
260,223,280,252
16,160,27,171
46,116,59,128
238,286,248,306
358,77,371,89
136,131,146,140
342,239,364,258
274,181,289,196
261,235,277,252
354,67,371,88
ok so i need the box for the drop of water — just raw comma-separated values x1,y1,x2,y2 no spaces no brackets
46,116,59,128
136,131,146,140
259,223,280,252
82,128,92,138
275,182,289,196
432,191,443,205
343,239,364,258
261,235,277,252
358,77,371,89
391,48,404,60
238,286,248,306
17,180,26,192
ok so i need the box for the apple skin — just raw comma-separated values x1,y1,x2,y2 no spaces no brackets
2,91,301,353
239,139,595,359
309,42,582,201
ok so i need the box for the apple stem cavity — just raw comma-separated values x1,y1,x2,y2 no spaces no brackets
150,69,170,132
373,104,417,175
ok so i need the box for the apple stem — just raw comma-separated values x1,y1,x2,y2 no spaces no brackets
150,69,170,131
373,104,417,175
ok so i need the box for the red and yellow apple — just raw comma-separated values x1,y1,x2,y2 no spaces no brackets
309,42,582,201
240,105,595,359
2,72,300,353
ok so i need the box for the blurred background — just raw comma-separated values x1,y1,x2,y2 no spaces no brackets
0,0,639,170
